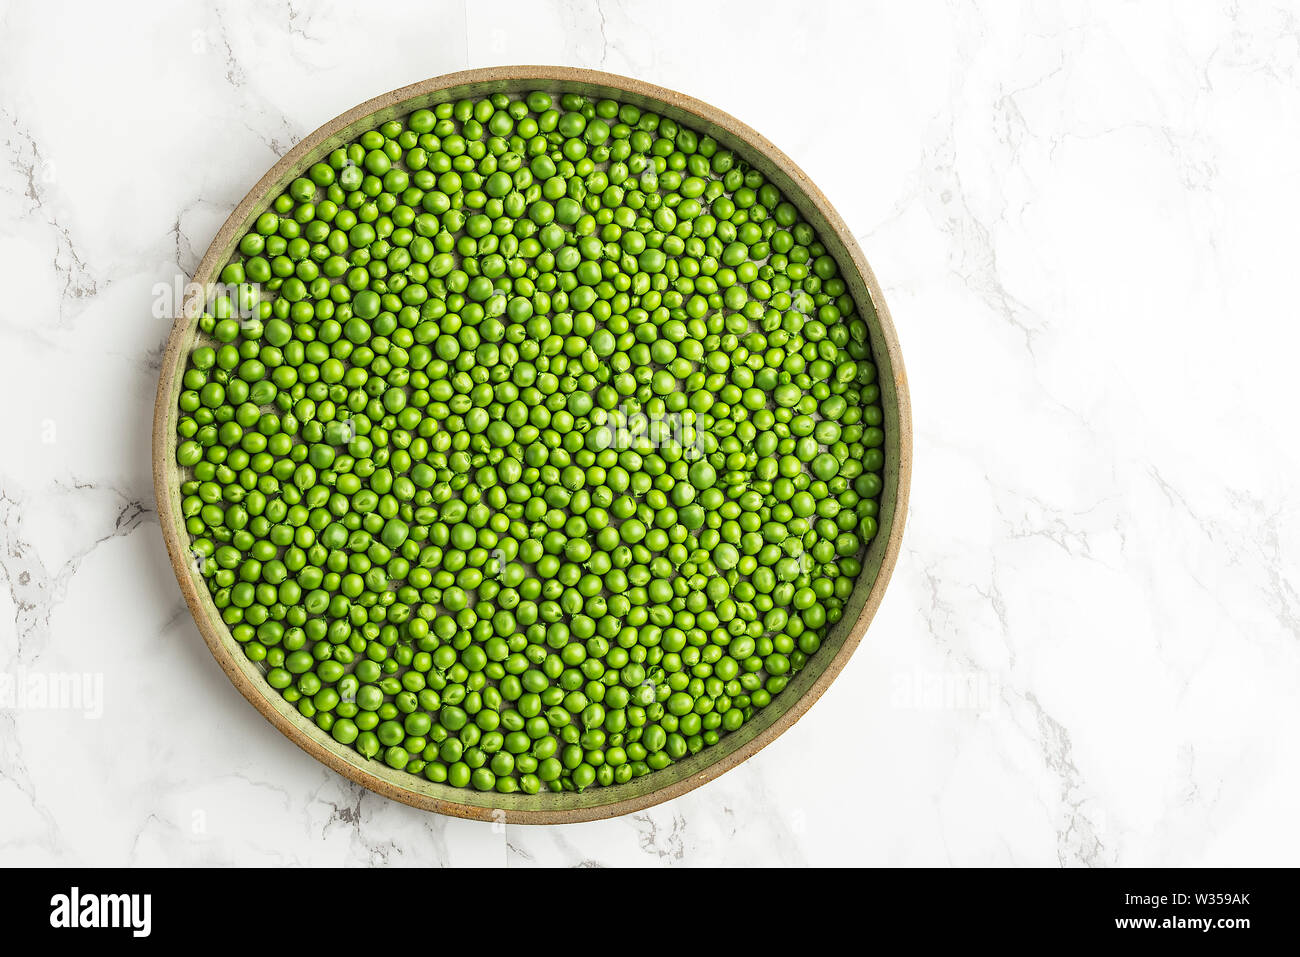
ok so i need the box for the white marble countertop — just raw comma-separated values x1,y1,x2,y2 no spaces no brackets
2,0,1297,867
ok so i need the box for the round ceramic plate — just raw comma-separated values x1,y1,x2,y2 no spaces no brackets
153,66,912,823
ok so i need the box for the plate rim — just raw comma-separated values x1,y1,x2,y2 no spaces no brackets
151,64,913,824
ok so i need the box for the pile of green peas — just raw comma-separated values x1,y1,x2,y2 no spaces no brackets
174,90,885,796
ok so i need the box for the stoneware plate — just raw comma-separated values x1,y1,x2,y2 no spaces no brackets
153,66,912,824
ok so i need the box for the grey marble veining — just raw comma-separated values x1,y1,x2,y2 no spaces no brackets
1,0,1297,866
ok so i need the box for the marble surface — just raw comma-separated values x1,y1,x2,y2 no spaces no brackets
1,0,1298,867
